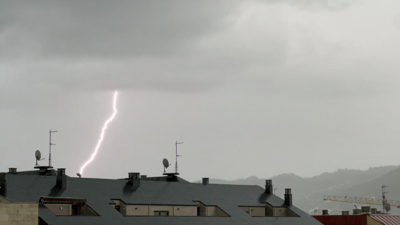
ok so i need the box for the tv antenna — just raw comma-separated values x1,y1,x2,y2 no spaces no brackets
34,150,45,166
175,141,183,174
49,129,57,167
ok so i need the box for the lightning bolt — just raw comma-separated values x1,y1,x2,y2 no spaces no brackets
79,91,118,175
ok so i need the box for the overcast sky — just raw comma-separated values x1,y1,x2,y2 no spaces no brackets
1,0,400,181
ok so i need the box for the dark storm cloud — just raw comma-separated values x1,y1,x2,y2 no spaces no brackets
0,0,391,99
0,0,239,59
2,0,400,181
0,0,246,98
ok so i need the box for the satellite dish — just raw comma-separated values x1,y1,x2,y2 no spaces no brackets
35,150,41,160
163,158,169,169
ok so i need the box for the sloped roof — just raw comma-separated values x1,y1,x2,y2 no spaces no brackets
313,214,368,225
4,172,322,225
370,215,400,225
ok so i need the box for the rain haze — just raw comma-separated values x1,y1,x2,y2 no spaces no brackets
1,0,400,182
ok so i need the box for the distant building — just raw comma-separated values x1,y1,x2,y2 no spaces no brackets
0,167,322,225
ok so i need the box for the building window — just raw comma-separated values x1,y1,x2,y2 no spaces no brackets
154,211,169,216
114,205,121,212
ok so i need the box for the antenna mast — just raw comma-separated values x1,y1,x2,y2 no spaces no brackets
175,141,183,174
49,130,57,167
382,185,388,214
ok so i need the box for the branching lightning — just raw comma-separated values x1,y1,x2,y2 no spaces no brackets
79,91,118,175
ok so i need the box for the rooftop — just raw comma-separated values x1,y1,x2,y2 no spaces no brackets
0,168,322,225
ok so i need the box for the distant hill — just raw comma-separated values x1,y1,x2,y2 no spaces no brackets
209,165,398,214
325,166,400,215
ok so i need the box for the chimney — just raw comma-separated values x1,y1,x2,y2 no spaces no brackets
128,172,140,187
8,168,17,174
322,209,329,215
265,180,273,195
371,208,377,214
0,173,7,197
56,168,66,190
284,188,292,206
202,178,209,185
342,211,349,215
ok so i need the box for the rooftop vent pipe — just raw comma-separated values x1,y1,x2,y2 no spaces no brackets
202,178,209,185
342,211,349,215
284,188,292,206
322,209,329,215
265,180,273,195
8,168,17,174
56,168,66,190
128,172,140,187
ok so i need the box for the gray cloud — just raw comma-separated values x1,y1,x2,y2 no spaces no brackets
394,13,400,31
0,0,239,59
1,0,400,181
0,0,252,98
263,0,361,10
0,0,395,99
